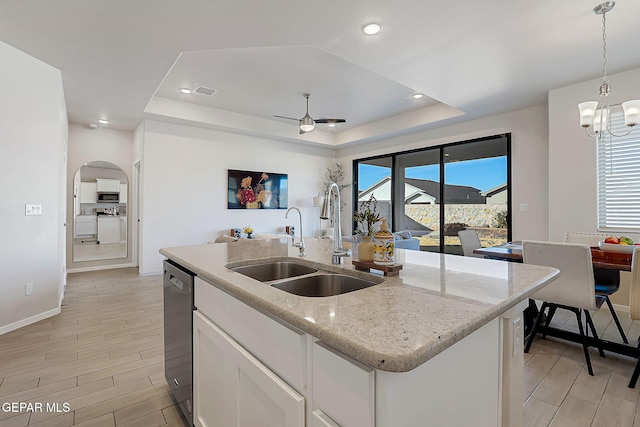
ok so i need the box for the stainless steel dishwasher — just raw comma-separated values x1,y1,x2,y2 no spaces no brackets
163,259,195,427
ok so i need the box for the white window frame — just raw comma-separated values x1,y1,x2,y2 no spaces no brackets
597,109,640,232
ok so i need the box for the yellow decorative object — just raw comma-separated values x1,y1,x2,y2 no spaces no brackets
357,236,375,262
373,218,395,265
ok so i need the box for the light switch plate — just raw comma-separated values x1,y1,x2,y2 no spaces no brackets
519,203,530,212
25,204,42,215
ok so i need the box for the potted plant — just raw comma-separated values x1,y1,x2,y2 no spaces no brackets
353,194,381,261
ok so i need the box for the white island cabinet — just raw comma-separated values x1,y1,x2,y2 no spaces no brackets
97,216,120,244
193,275,521,427
193,310,304,427
161,239,558,427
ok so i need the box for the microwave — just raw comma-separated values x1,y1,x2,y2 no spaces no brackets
97,192,119,203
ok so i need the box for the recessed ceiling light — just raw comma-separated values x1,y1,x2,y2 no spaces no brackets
412,93,425,99
362,22,382,35
179,88,192,94
97,119,109,125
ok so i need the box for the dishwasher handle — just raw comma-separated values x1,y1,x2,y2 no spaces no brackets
168,274,184,290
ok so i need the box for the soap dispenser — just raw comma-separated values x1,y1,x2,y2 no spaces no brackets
372,218,395,265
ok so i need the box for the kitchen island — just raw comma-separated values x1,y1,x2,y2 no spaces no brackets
161,238,558,427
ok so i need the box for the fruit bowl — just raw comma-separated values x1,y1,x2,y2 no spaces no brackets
598,241,636,254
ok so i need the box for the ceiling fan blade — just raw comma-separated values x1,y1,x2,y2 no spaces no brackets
273,115,300,121
314,118,346,124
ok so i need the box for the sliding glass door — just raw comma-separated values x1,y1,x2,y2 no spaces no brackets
356,156,393,228
442,137,509,254
394,149,440,251
353,134,511,254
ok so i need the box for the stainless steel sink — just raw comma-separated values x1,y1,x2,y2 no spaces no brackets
231,262,318,282
271,274,377,297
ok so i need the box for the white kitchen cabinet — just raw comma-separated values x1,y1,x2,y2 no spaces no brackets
79,182,97,203
313,342,374,427
193,310,305,427
96,178,120,193
119,183,127,204
191,275,513,427
310,410,340,427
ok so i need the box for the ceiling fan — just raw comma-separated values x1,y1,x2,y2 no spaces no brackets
273,93,346,134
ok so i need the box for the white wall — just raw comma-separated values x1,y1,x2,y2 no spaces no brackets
66,125,135,271
336,105,550,242
0,41,68,333
549,67,640,243
140,120,336,274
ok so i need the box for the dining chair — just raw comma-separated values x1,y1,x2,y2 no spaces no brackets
564,231,628,343
458,229,484,258
523,240,605,376
627,248,640,388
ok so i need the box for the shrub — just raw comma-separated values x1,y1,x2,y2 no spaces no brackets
492,210,508,228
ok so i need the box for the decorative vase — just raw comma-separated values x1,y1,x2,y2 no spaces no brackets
246,201,259,209
357,236,375,262
247,232,253,239
373,218,395,265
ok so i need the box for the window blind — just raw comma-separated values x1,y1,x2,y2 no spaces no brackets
597,110,640,231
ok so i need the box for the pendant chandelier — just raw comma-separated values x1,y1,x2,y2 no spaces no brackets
577,2,640,139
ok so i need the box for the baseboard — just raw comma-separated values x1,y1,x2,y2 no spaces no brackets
67,262,135,274
613,303,629,313
140,270,162,276
0,307,61,335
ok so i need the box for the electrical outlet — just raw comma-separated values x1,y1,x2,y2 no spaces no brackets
513,318,522,356
25,283,34,296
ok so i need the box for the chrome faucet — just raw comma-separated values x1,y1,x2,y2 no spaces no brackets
320,182,352,264
285,207,305,257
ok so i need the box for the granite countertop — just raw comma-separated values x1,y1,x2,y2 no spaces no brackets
160,238,558,372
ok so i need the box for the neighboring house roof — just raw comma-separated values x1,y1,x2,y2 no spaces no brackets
405,190,436,204
359,177,485,204
481,183,507,198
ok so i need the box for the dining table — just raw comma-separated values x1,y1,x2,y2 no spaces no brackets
474,241,637,359
473,241,632,271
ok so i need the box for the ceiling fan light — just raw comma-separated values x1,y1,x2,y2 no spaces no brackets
300,116,315,132
622,100,640,127
578,101,598,127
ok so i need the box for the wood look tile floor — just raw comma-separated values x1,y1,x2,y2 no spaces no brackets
2,268,640,426
0,268,186,427
524,305,640,426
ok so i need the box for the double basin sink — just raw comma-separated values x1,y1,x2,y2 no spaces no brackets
229,261,381,297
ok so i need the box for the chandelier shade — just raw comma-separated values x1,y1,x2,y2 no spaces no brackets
578,2,640,139
622,100,640,127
